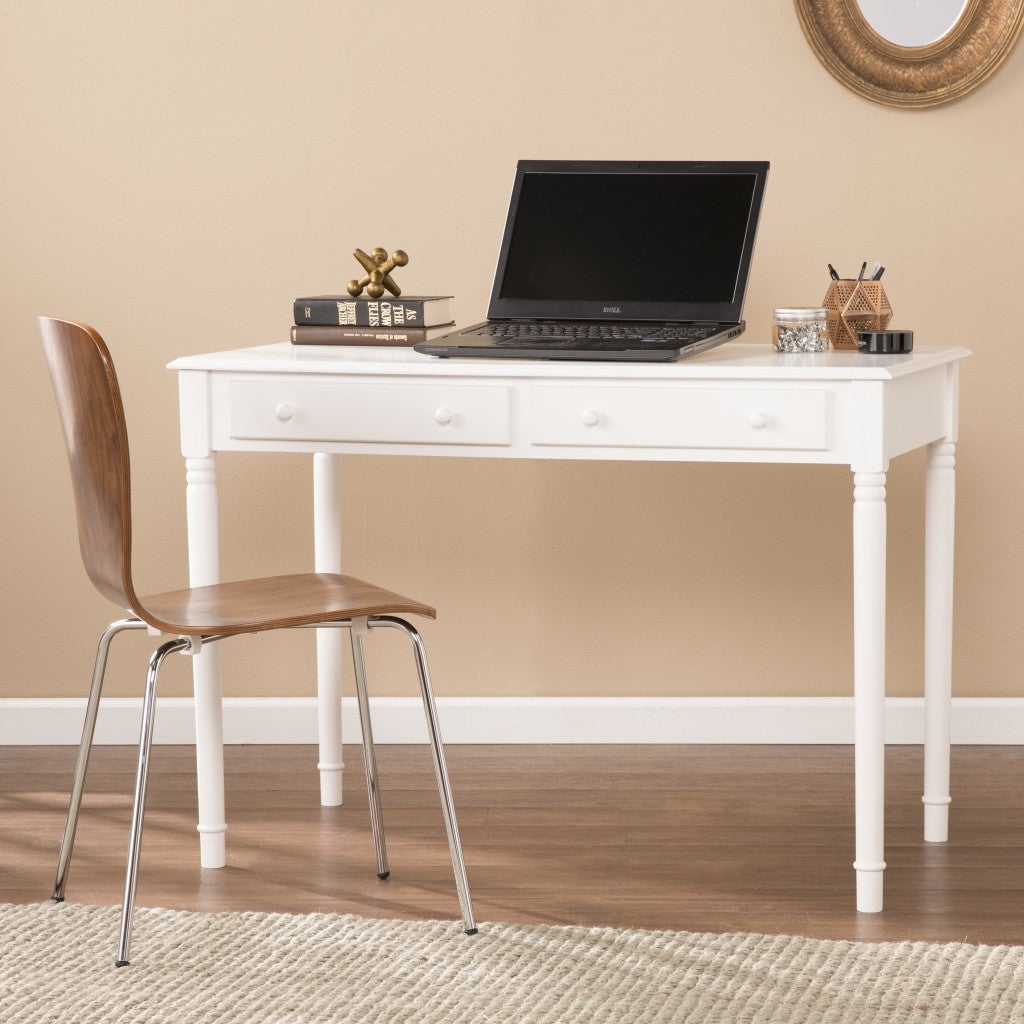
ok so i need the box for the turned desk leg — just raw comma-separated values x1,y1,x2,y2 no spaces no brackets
852,470,887,913
923,440,956,842
186,456,227,869
314,453,345,806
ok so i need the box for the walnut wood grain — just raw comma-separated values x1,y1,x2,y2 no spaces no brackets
38,318,434,634
38,318,135,610
141,573,434,634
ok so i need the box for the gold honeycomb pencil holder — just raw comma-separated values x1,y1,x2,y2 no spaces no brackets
823,280,892,350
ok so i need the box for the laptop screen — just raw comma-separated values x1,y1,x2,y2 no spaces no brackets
486,160,768,324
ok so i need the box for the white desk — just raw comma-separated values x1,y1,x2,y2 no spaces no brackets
169,341,969,913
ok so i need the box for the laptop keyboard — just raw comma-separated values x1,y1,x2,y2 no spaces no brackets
466,321,721,348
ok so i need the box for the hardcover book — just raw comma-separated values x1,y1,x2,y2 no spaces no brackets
294,296,454,328
290,323,456,346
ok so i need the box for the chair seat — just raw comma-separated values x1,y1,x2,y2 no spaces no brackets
138,573,436,635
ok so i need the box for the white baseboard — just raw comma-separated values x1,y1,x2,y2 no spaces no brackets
1,696,1023,746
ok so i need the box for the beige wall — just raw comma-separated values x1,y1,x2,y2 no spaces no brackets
2,1,1022,704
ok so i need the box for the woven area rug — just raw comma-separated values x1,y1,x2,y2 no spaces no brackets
4,902,1024,1023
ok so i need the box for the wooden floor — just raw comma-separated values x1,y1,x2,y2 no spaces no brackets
3,744,1024,946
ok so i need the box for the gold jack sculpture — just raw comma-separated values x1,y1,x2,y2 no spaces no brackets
347,247,409,298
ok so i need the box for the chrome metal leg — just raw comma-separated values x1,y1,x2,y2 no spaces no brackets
116,637,190,967
53,617,146,902
372,616,477,934
350,625,390,879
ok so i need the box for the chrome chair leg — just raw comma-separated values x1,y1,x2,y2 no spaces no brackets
372,616,477,935
53,617,146,902
350,625,390,879
116,636,190,967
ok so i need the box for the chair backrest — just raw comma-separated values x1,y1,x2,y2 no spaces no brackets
38,317,141,612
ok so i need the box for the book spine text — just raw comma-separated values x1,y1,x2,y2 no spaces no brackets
296,299,437,327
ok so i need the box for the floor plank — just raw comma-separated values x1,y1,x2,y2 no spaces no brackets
3,744,1024,944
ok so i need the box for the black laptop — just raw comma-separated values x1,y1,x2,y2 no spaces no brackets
414,159,769,362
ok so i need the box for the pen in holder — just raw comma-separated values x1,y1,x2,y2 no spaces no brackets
823,279,892,350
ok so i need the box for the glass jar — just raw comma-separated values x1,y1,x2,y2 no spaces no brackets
772,307,829,353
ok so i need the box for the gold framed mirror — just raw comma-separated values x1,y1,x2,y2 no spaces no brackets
794,0,1024,107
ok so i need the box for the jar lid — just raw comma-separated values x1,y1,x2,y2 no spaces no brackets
773,307,827,320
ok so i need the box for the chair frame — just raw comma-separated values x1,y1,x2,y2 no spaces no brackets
39,317,477,966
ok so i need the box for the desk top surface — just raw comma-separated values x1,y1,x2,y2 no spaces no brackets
169,342,971,382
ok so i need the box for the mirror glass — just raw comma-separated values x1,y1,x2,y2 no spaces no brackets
857,0,970,46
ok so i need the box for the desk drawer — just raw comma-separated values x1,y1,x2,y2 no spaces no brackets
529,386,830,450
227,380,513,446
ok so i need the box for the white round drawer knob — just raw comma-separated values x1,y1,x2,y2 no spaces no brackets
275,403,294,422
434,407,454,426
581,409,601,427
748,411,768,430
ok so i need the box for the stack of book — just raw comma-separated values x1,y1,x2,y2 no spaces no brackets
290,295,454,346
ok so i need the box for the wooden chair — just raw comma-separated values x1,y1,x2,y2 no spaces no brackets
38,317,476,965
